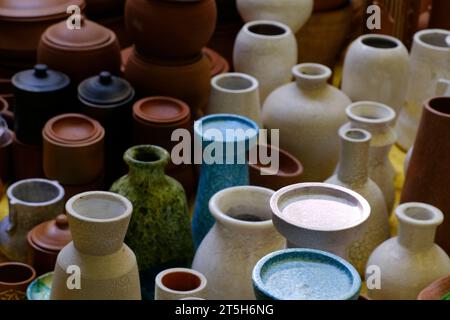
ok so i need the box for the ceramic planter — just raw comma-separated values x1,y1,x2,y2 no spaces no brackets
0,119,13,183
155,268,207,301
125,0,217,58
51,191,141,300
262,63,351,182
0,262,36,300
342,34,409,115
192,114,259,248
270,183,371,268
192,186,285,299
110,145,193,300
366,202,450,300
206,73,261,126
234,20,297,102
418,275,450,300
396,29,450,151
253,249,361,300
401,97,450,254
12,136,45,180
325,126,390,275
0,179,65,262
236,0,313,33
346,101,397,213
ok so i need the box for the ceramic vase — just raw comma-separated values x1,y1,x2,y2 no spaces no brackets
342,34,409,115
233,20,297,102
325,126,390,275
396,29,450,151
0,179,65,262
366,202,450,300
401,97,450,254
192,186,285,300
154,268,207,301
192,114,259,248
236,0,313,33
206,72,261,126
51,191,141,300
346,101,397,213
0,262,36,300
262,63,351,182
110,145,193,300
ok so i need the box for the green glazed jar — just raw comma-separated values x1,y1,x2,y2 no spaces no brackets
110,145,194,299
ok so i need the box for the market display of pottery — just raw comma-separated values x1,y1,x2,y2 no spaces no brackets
0,0,450,303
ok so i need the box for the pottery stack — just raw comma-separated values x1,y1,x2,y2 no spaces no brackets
124,0,217,117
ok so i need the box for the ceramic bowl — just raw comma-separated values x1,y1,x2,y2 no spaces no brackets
26,272,53,300
252,248,361,300
0,262,37,300
155,268,208,300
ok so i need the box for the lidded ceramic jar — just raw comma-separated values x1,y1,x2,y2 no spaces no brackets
12,64,71,145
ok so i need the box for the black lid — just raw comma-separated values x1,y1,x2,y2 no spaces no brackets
78,71,135,107
12,64,70,93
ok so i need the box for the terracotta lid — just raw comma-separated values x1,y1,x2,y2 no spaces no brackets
0,0,85,21
12,64,70,93
133,97,190,125
29,214,72,252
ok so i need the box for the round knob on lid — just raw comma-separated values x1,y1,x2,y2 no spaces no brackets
55,214,69,229
99,71,113,85
34,64,48,78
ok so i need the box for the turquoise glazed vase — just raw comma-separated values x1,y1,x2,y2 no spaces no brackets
110,145,194,299
192,114,259,248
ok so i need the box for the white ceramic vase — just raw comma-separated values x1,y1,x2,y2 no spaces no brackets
236,0,313,33
192,186,285,300
396,29,450,151
262,63,351,182
206,72,261,126
233,20,297,102
366,202,450,300
342,34,409,116
154,268,207,300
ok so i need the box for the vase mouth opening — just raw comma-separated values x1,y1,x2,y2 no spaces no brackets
339,127,371,143
157,268,207,294
212,72,259,93
0,262,36,286
396,203,444,227
125,145,169,168
427,97,450,118
244,20,290,39
346,101,396,125
360,35,400,49
7,179,64,206
416,29,450,50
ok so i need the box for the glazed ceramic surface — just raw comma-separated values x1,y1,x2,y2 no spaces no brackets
155,268,207,301
0,262,36,300
366,203,450,300
26,272,53,300
262,63,351,182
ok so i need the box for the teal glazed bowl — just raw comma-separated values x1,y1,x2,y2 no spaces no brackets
252,248,361,300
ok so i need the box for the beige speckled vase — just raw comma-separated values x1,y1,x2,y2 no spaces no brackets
50,191,141,300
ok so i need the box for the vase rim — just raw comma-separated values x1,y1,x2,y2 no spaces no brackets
292,63,332,83
155,268,207,295
339,126,372,143
358,34,403,50
0,262,36,287
414,29,450,52
346,101,396,125
124,145,169,169
211,72,259,94
243,20,292,40
425,97,450,119
7,179,64,207
396,202,444,227
249,144,303,177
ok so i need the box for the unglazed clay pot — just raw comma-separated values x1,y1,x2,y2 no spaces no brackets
418,275,450,300
125,0,217,58
325,127,390,276
124,49,211,117
192,186,285,300
346,102,397,213
366,202,450,300
342,34,409,115
236,0,313,33
38,18,122,85
401,97,450,255
396,29,450,151
12,136,45,180
262,63,351,182
234,20,297,102
110,145,193,300
0,262,36,300
0,179,64,262
51,191,141,300
155,268,207,301
0,118,13,183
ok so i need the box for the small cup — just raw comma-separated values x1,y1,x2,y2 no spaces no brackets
0,262,36,300
155,268,207,300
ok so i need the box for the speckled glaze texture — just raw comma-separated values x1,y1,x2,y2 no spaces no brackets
252,249,361,300
110,145,193,299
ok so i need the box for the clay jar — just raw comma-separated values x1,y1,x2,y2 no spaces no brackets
125,0,217,58
43,113,105,186
27,214,71,276
0,118,13,183
0,262,36,300
38,18,121,85
124,49,211,117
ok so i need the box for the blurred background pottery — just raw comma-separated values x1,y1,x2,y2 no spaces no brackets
26,271,53,300
418,275,450,300
208,21,243,68
0,262,36,300
0,96,13,129
154,268,207,301
0,117,13,183
12,136,45,180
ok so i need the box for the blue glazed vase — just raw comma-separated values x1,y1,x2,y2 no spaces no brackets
192,114,259,248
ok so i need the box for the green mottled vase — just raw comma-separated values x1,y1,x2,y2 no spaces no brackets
110,145,194,299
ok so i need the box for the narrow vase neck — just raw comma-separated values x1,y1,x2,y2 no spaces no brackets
398,223,437,251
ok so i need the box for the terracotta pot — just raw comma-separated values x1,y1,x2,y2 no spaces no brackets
12,136,45,180
313,0,348,11
125,0,217,58
429,0,450,29
0,262,36,300
155,268,208,301
418,275,450,300
124,49,211,117
249,144,303,191
401,97,450,255
43,113,105,185
38,18,121,85
208,21,243,68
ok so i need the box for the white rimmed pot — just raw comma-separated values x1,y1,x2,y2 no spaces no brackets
192,186,285,300
233,20,297,102
155,268,207,300
0,179,64,262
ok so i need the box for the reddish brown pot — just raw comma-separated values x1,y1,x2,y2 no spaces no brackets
207,21,243,68
125,0,217,59
429,0,450,29
124,49,211,117
0,127,13,183
0,262,36,300
249,144,303,191
314,0,348,12
37,18,121,85
12,136,44,180
401,97,450,255
418,275,450,300
43,113,105,185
